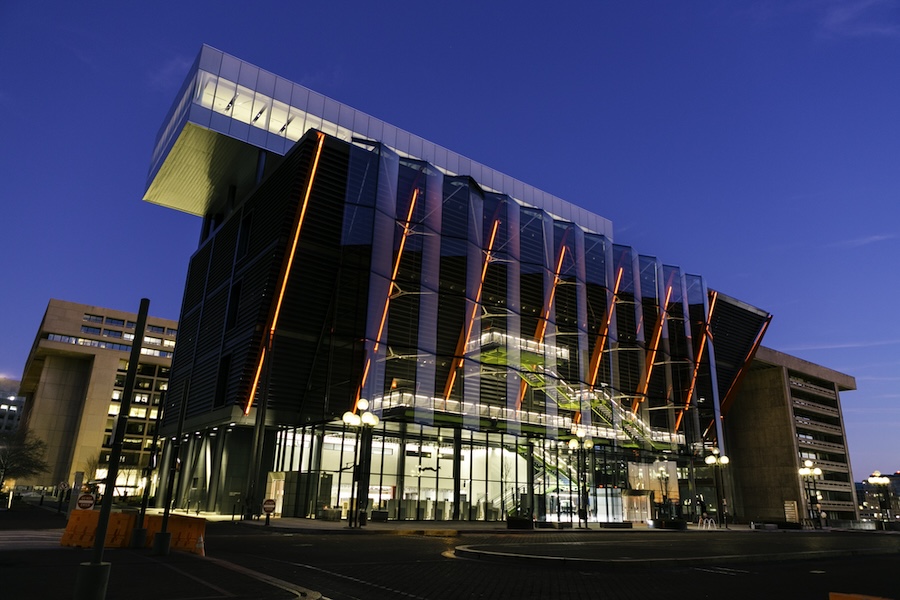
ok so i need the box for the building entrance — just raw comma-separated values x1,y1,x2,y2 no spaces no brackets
270,419,639,524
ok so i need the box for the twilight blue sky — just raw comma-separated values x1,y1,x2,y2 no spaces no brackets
1,1,898,480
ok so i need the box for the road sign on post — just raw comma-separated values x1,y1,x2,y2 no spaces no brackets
76,494,95,510
262,498,276,526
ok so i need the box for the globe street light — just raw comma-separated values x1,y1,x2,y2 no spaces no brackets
568,427,593,528
867,471,892,528
656,463,671,520
343,399,380,528
799,459,823,527
704,447,729,528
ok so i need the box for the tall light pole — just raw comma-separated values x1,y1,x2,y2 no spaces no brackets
704,447,729,528
798,459,822,527
656,462,670,520
867,471,891,529
568,427,593,528
343,399,379,527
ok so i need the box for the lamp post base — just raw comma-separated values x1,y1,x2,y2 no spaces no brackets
73,562,111,600
152,531,171,556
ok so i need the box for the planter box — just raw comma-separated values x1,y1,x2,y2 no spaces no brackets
317,508,341,521
506,516,534,530
536,521,573,529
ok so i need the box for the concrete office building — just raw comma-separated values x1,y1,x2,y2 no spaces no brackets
144,46,852,526
727,346,858,524
17,299,177,492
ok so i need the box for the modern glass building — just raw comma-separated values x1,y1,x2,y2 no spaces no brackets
146,46,772,525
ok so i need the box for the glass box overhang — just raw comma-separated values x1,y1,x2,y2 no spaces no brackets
143,45,614,238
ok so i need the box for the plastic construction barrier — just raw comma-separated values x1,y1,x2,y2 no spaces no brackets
60,510,135,548
141,513,207,555
61,510,207,555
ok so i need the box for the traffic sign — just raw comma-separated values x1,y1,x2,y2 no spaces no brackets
57,481,70,492
262,498,276,514
76,493,95,510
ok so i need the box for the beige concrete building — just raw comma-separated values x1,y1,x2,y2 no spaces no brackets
726,346,858,524
18,299,177,490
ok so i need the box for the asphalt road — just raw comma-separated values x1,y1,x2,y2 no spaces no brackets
204,523,900,600
2,501,899,600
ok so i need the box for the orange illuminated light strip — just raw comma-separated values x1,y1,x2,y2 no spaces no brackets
444,220,500,398
244,132,326,415
517,244,568,409
443,219,501,401
632,286,672,413
588,267,623,388
353,188,420,411
674,290,718,431
535,245,568,342
719,314,771,417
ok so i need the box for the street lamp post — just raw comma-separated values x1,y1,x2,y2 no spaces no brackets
704,447,729,528
656,463,670,520
867,471,892,529
342,399,380,528
567,428,593,528
798,459,823,528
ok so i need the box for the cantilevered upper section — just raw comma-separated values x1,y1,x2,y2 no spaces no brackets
143,45,613,237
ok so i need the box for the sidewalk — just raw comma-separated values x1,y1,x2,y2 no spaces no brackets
0,501,303,600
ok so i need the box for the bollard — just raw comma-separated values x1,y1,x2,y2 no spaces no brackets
265,513,270,526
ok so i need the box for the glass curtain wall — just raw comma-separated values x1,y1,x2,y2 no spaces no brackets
257,136,706,524
271,421,634,523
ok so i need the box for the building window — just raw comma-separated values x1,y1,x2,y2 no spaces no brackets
83,314,103,324
126,321,136,329
136,363,156,377
237,213,252,258
105,317,125,327
166,328,178,336
103,329,123,338
147,325,165,334
81,325,101,335
214,354,231,407
140,348,173,358
226,281,242,329
163,339,176,348
144,336,162,346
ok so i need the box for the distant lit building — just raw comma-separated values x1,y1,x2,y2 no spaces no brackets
17,299,177,491
0,394,24,433
727,347,859,523
144,46,855,526
858,471,899,526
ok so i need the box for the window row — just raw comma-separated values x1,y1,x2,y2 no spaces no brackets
82,313,176,337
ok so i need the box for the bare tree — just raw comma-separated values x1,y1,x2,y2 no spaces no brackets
82,454,100,484
0,430,50,490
